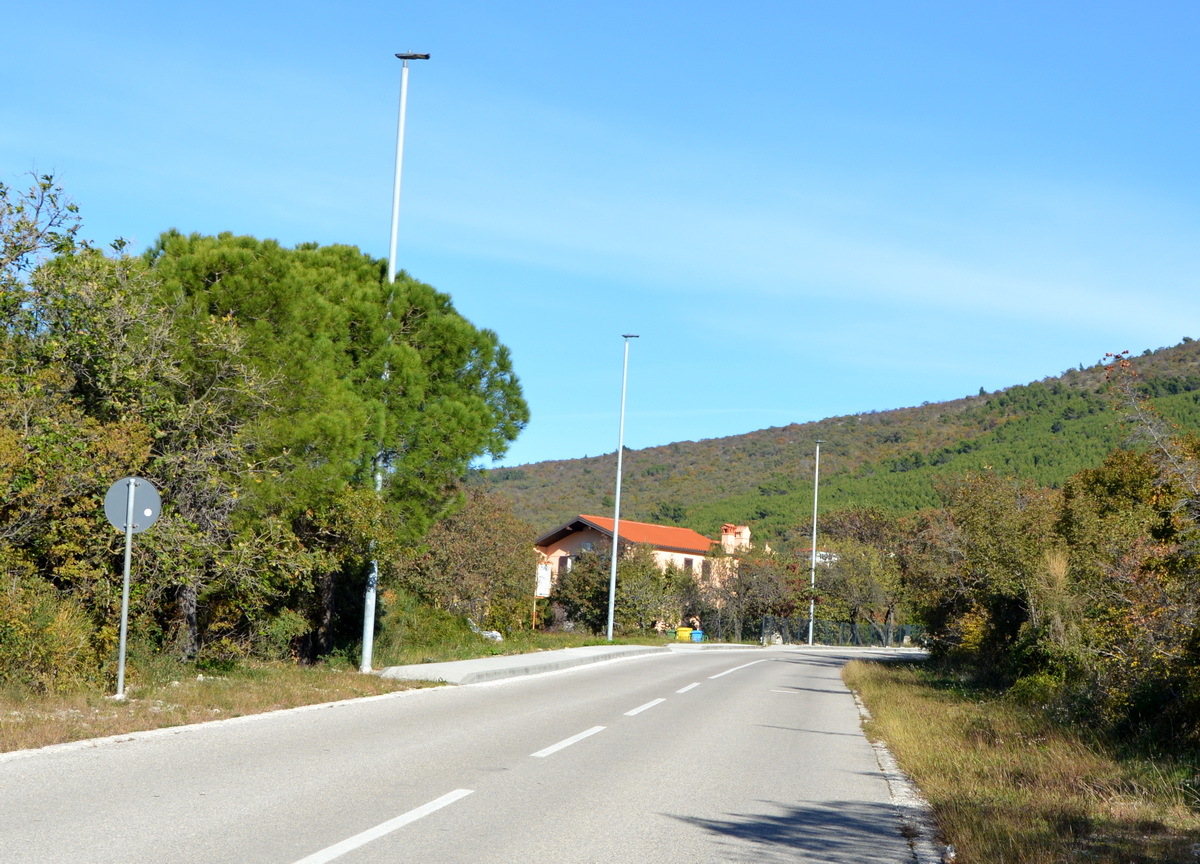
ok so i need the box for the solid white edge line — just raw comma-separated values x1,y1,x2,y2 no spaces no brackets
531,725,606,758
624,698,666,716
292,789,474,864
708,659,768,679
676,683,701,693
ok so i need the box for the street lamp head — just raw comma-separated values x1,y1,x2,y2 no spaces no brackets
622,334,640,339
395,53,431,60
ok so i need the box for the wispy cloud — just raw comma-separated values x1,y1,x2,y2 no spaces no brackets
406,98,1199,341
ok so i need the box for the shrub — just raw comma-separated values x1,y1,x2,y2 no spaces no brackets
254,609,310,660
0,571,98,693
1006,672,1065,707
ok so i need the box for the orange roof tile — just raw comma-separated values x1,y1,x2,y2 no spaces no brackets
577,514,714,555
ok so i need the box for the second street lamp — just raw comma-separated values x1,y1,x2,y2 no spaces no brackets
606,334,639,642
807,439,824,646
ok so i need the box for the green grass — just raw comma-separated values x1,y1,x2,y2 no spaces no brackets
844,659,1200,863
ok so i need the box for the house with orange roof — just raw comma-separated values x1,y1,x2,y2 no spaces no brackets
534,515,753,582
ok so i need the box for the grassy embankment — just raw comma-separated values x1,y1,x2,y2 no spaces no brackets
1,629,661,755
845,659,1200,863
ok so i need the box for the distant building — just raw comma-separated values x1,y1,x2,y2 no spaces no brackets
534,514,718,579
797,548,839,566
534,515,763,585
719,523,753,554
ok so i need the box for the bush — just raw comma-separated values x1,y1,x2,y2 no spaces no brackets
254,609,310,661
1006,672,1065,707
370,589,500,665
0,573,98,693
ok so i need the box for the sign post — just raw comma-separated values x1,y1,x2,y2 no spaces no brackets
533,563,552,628
104,477,161,699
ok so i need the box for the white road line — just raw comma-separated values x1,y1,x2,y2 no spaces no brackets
624,698,666,716
292,789,473,864
770,689,799,694
531,725,606,758
676,682,701,693
708,659,767,679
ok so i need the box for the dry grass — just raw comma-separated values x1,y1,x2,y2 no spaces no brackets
844,659,1200,864
0,663,432,754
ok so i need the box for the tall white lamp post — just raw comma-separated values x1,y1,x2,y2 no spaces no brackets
606,334,639,642
363,50,429,674
807,439,825,646
387,52,430,283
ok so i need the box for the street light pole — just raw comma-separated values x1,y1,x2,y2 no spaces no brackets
606,334,639,642
807,440,824,646
363,50,429,674
387,52,430,284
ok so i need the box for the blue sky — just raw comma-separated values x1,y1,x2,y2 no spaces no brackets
3,2,1198,466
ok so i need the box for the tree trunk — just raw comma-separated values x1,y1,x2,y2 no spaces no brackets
177,583,199,660
317,572,336,656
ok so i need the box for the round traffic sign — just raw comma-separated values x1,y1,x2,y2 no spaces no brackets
104,477,162,534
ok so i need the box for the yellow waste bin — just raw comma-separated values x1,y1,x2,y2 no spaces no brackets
675,627,693,642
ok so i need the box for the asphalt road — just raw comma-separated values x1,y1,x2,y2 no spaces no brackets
0,647,918,863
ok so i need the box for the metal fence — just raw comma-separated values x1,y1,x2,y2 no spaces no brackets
696,613,921,647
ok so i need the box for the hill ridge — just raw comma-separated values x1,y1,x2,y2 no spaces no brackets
479,340,1200,542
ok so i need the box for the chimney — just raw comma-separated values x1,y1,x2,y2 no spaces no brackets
721,524,751,553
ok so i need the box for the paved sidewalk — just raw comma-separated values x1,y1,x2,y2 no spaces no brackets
377,642,758,685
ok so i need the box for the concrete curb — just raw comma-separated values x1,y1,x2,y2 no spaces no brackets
851,692,945,864
378,644,671,685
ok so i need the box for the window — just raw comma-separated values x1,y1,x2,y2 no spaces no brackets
683,557,694,572
557,555,573,575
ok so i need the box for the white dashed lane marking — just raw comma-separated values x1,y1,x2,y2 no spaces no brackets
531,725,606,758
708,659,767,679
624,698,666,716
292,789,474,864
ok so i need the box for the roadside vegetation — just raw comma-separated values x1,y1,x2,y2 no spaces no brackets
846,658,1200,863
832,356,1200,861
0,175,531,695
891,356,1200,751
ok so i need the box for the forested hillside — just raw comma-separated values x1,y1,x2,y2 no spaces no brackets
480,340,1200,541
